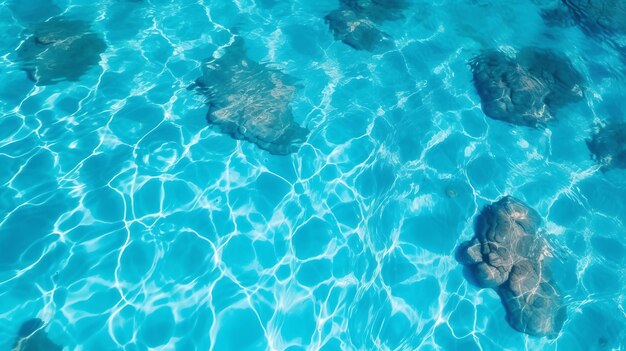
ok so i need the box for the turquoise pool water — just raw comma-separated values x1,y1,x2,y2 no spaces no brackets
1,0,625,350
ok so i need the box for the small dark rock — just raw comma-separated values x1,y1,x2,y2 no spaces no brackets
325,0,409,51
445,187,458,198
325,9,392,51
587,121,626,170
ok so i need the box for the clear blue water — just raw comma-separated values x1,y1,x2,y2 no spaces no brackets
1,0,625,350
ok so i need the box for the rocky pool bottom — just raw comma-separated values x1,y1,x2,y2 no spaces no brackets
2,0,626,350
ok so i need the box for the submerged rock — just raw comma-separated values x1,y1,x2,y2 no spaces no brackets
340,0,409,22
192,38,309,155
540,5,577,28
470,48,584,127
8,0,61,23
541,1,626,54
587,122,626,170
13,318,62,351
325,9,391,51
457,196,566,337
17,17,106,85
325,0,409,51
563,0,626,36
470,51,552,126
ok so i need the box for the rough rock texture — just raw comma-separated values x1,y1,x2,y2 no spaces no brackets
457,196,566,338
17,17,106,85
325,0,409,51
587,122,626,170
563,0,626,36
192,38,309,155
470,48,584,127
13,318,62,351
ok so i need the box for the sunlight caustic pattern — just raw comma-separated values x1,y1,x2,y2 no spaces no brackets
0,0,625,350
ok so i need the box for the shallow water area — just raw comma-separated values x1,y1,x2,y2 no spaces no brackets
0,0,625,350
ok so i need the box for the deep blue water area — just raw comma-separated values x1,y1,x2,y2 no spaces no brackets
0,0,625,350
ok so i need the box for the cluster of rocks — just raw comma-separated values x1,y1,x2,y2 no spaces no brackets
325,0,409,51
9,1,626,341
14,15,309,155
469,42,624,171
457,196,566,338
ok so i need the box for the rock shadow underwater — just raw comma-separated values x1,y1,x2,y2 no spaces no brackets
540,1,626,53
456,196,566,338
13,318,62,351
562,0,626,38
469,47,584,127
587,121,626,171
325,0,409,51
16,17,107,86
192,38,309,155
